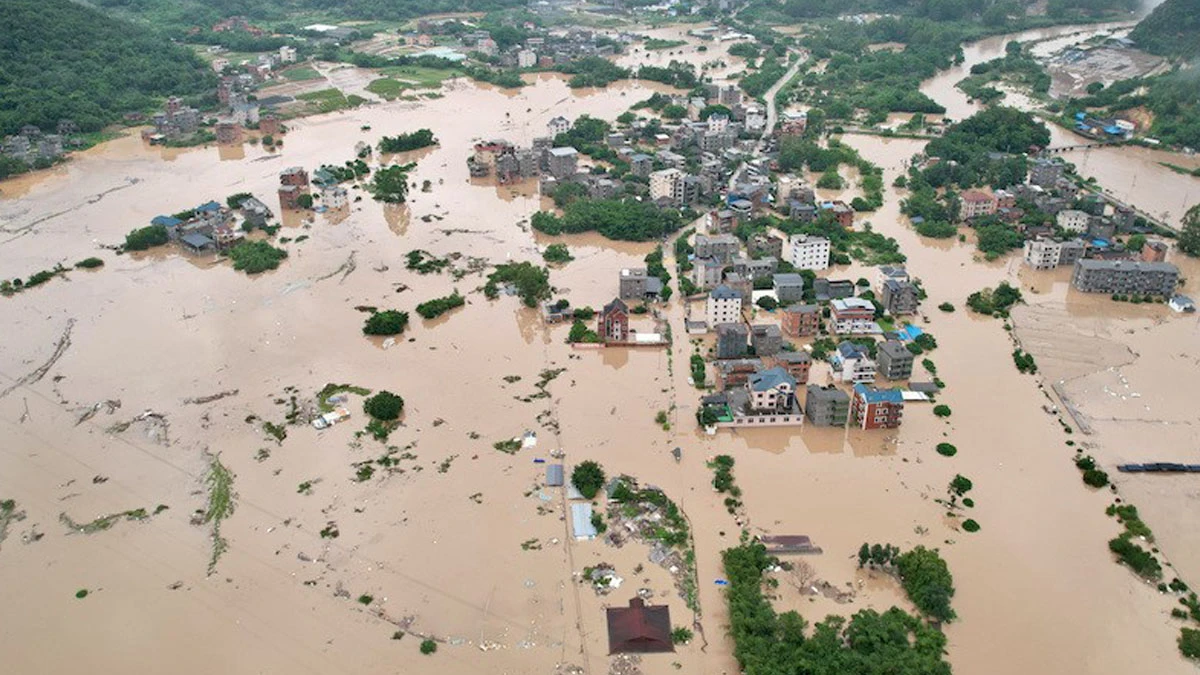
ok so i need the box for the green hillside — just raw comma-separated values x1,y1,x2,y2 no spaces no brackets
92,0,528,31
0,0,215,136
1129,0,1200,59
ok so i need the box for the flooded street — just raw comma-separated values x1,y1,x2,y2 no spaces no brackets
0,19,1198,675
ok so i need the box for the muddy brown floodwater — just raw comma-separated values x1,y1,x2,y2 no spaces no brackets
0,21,1197,675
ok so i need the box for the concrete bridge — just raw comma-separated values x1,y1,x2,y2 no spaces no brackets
1041,141,1122,154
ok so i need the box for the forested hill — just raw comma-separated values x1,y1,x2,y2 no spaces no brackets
0,0,215,136
91,0,528,32
1129,0,1200,59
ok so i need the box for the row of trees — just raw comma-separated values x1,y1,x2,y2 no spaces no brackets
858,544,957,623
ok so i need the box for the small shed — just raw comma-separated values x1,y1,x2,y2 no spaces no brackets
571,503,597,541
546,464,565,487
606,598,674,654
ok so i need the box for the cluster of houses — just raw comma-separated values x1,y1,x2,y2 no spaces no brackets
947,157,1183,298
408,20,626,68
150,200,252,255
691,214,931,431
2,123,72,166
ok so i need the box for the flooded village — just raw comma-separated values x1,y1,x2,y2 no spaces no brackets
2,4,1200,675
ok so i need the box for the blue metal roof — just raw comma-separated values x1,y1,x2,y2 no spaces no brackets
151,215,183,228
571,503,597,540
853,384,903,404
194,200,222,213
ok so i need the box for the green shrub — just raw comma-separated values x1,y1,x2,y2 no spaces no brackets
74,257,104,269
938,302,955,312
415,292,465,320
1109,537,1162,580
227,240,287,274
961,519,980,533
936,443,957,457
363,310,409,336
671,626,694,644
933,405,952,418
420,639,438,655
1180,624,1200,658
1082,468,1109,488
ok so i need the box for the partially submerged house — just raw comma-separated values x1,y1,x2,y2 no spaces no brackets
606,598,674,654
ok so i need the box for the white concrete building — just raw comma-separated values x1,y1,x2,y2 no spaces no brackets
745,104,766,133
649,168,684,205
322,185,349,210
1024,237,1062,270
1057,209,1090,233
279,46,297,64
830,298,877,335
548,116,571,138
786,234,831,271
708,113,729,134
517,49,537,68
706,285,743,328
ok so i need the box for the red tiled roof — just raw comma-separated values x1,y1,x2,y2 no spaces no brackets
606,598,674,654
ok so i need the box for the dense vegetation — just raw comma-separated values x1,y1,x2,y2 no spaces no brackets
484,262,551,307
957,41,1050,103
739,54,789,99
920,107,1049,189
531,199,684,242
363,309,409,335
123,224,170,251
1067,71,1200,149
369,163,415,203
227,241,288,273
415,292,465,319
1129,0,1200,60
91,0,529,31
557,57,629,88
723,543,951,674
778,137,884,210
571,461,606,499
858,543,957,622
378,130,437,153
966,281,1023,316
637,62,699,90
364,391,404,421
4,0,214,135
1181,205,1200,258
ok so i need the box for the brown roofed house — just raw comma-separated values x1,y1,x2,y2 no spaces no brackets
606,598,674,654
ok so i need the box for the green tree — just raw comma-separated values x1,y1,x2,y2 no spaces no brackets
296,193,314,209
364,391,404,421
571,460,606,499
